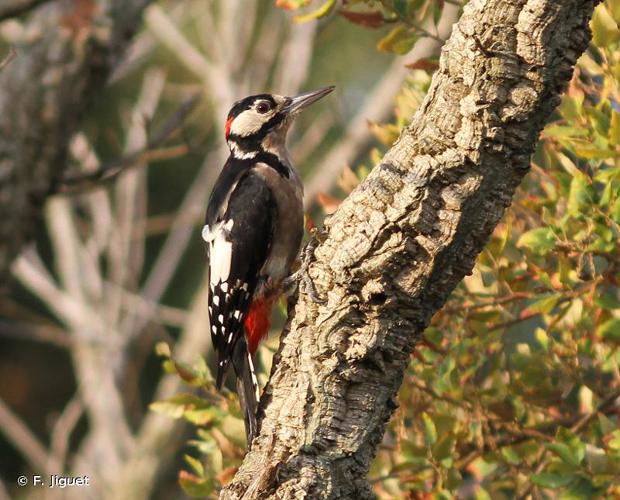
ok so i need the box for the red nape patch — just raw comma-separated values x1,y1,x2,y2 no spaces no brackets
225,116,234,139
244,295,278,356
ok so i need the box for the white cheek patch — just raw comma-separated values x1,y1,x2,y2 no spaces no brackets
230,109,272,137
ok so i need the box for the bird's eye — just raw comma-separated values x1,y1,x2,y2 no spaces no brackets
256,101,271,114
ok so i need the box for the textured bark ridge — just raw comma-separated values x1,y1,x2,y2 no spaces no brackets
0,0,151,282
222,0,598,498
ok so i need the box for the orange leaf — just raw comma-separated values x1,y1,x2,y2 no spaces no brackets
316,192,342,214
405,57,439,72
339,10,385,28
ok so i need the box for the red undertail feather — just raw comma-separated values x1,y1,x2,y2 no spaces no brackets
244,295,277,356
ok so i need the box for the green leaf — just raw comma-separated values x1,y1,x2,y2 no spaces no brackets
534,327,550,351
546,442,582,467
610,111,620,146
531,472,574,488
548,427,586,466
377,25,417,54
567,173,592,216
611,196,620,223
608,430,620,450
544,125,589,139
594,290,620,310
573,147,616,159
585,444,610,475
422,412,437,446
393,0,409,18
178,470,214,498
591,4,620,47
596,318,620,342
517,227,556,255
275,0,310,10
149,394,210,419
293,0,336,23
559,95,584,121
155,341,171,357
432,433,454,461
184,454,204,477
611,0,620,24
598,413,617,435
528,294,563,314
501,446,522,465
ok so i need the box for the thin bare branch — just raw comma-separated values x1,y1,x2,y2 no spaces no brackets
0,397,54,472
59,93,201,193
0,47,16,70
49,396,84,473
0,319,71,348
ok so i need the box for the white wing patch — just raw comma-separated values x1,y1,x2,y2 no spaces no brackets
206,221,234,287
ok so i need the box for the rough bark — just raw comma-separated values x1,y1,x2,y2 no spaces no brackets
222,0,598,498
0,0,152,283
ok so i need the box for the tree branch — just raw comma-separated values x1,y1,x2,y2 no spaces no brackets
0,397,55,472
58,92,201,193
222,0,599,497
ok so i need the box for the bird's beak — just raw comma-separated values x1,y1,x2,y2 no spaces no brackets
285,86,335,114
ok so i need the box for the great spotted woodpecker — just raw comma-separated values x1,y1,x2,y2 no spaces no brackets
202,86,334,446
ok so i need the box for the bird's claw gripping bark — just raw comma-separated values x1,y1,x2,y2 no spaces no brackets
282,233,326,304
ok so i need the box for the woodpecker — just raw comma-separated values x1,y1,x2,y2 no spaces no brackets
202,86,334,446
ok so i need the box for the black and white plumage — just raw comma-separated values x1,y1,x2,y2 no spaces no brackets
203,86,335,447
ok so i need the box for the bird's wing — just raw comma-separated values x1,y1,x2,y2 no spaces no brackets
204,170,275,388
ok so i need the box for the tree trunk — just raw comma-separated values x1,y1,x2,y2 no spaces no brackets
0,0,152,283
222,0,598,498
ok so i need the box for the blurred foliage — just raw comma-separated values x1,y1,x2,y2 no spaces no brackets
156,0,620,498
151,342,246,497
368,1,620,498
277,0,447,52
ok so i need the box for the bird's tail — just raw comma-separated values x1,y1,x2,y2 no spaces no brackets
232,335,260,448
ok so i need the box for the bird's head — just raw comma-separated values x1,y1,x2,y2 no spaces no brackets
224,86,335,160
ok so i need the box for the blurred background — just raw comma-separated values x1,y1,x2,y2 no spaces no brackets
2,0,620,498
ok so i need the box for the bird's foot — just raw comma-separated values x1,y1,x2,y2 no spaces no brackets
282,231,326,304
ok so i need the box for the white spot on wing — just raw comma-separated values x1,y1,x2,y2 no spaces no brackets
211,326,217,334
228,332,233,343
247,351,260,403
220,282,228,293
234,310,241,319
218,314,224,323
212,295,220,306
